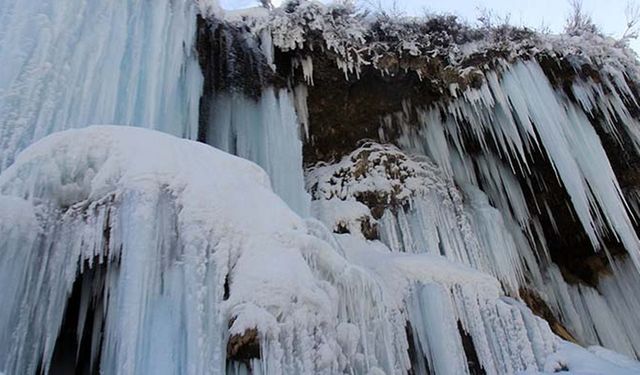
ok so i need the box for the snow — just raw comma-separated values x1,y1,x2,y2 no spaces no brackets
2,0,640,373
229,0,640,85
0,126,580,375
311,198,373,239
307,142,452,204
540,341,640,375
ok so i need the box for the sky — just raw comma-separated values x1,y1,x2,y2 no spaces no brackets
221,0,640,52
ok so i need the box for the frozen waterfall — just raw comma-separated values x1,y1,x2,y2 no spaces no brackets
0,127,559,374
2,0,640,374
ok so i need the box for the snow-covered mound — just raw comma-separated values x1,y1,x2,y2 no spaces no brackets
307,142,451,208
0,125,333,374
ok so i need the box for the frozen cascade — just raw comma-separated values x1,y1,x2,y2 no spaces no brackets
203,89,311,216
2,0,640,372
306,143,556,372
312,207,559,374
0,126,371,375
394,58,640,357
0,126,579,375
0,0,206,171
307,143,639,374
399,60,640,273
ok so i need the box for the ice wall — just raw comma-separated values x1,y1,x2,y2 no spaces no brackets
203,89,311,216
0,0,205,171
398,60,640,270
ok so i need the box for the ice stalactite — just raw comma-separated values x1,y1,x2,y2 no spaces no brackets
0,0,205,171
544,257,640,358
312,211,559,375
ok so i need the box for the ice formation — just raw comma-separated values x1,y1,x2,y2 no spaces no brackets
0,127,559,375
0,0,207,171
307,143,528,293
2,0,640,374
202,88,310,216
0,126,389,374
392,59,640,360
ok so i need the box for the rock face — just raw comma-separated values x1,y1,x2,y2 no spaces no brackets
301,57,443,164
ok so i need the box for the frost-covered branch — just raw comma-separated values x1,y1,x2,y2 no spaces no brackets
228,0,640,85
360,0,404,18
476,6,511,29
564,0,600,36
618,1,640,46
260,0,274,10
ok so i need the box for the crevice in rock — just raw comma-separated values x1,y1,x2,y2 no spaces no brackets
457,321,486,375
405,322,430,375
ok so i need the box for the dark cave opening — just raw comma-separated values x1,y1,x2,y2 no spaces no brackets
49,263,107,375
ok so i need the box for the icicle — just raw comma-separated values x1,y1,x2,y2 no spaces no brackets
300,57,315,85
293,84,311,141
400,59,640,275
544,262,640,358
406,283,469,375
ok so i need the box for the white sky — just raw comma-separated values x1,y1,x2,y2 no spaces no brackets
221,0,640,52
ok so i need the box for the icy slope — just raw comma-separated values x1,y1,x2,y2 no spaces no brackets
306,141,640,373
